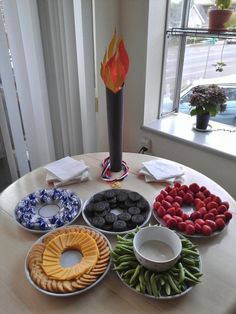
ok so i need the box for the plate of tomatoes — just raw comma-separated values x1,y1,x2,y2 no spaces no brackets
152,182,233,238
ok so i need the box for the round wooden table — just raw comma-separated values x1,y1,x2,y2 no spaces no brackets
0,152,235,314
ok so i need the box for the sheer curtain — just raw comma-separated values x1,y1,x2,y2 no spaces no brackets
37,0,97,159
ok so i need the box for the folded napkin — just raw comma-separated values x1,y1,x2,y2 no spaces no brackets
45,156,90,187
140,159,184,183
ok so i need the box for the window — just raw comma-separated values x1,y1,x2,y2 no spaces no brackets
160,0,236,127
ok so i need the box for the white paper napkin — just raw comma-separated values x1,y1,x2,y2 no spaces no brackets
45,156,88,182
46,170,90,187
140,159,184,182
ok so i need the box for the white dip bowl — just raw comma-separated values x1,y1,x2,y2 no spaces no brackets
133,226,182,272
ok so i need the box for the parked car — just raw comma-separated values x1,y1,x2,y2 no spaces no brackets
179,75,236,127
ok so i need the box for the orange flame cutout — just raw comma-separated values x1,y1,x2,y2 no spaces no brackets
100,31,129,93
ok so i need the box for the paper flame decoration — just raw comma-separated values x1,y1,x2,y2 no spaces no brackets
100,31,129,93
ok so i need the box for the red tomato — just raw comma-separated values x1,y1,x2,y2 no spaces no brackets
180,185,189,193
195,191,205,200
195,200,205,210
160,190,168,197
174,182,181,188
217,205,227,214
162,200,172,210
224,211,232,221
203,189,211,197
172,202,181,209
200,186,207,192
178,190,185,198
174,196,183,205
183,193,194,204
175,208,183,217
202,224,213,236
198,207,207,217
205,220,217,232
221,201,229,210
156,194,164,202
204,212,215,221
207,201,218,210
166,218,177,229
166,207,176,216
204,196,212,205
194,223,202,233
153,201,161,210
157,206,166,218
182,213,190,221
209,208,218,216
173,215,183,223
185,219,194,225
165,195,174,204
195,218,205,226
169,188,178,197
178,221,186,232
215,214,226,221
215,218,226,230
185,224,195,235
189,183,200,194
190,211,201,221
163,214,172,223
165,185,172,193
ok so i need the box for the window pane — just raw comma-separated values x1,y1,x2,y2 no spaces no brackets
168,0,184,28
179,38,236,127
160,36,181,116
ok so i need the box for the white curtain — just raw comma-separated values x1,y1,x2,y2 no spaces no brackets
37,0,97,159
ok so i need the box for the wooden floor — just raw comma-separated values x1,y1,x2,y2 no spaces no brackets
0,156,12,192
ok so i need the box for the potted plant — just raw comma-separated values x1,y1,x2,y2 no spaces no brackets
189,84,227,130
208,0,233,32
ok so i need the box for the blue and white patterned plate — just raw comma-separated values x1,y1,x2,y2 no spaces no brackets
14,188,82,233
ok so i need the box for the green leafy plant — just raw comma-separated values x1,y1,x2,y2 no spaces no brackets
189,84,227,116
215,0,232,9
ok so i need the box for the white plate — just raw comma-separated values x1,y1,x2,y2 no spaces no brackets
14,188,82,233
82,189,152,235
115,233,202,299
25,225,112,297
152,207,228,238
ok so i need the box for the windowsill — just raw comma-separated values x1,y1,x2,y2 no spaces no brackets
142,113,236,161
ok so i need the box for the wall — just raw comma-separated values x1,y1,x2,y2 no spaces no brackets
95,0,236,199
93,0,121,151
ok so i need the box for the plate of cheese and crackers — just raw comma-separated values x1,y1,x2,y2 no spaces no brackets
25,225,112,296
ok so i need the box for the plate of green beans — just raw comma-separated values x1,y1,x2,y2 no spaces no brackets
111,229,203,299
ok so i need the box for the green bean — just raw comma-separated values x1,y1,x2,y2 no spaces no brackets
130,264,141,285
184,276,200,284
159,276,166,286
187,265,201,273
115,246,133,254
139,272,146,294
178,262,185,283
116,255,137,264
184,268,201,282
111,251,120,260
167,274,180,293
123,269,135,278
114,261,138,272
135,283,141,292
165,282,171,296
182,257,196,266
117,240,133,247
150,273,159,297
182,248,200,257
144,270,152,295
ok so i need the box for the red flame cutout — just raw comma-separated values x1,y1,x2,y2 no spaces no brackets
100,31,129,93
